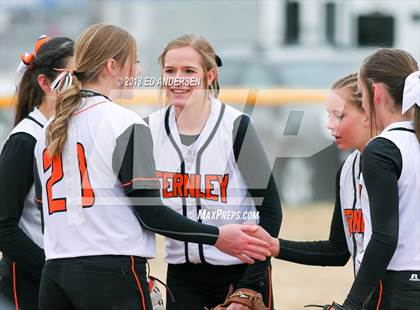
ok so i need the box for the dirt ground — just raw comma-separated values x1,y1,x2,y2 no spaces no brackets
148,204,354,310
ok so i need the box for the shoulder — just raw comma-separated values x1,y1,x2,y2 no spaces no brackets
3,113,43,151
102,102,148,137
211,99,252,134
8,118,43,141
105,102,144,123
222,101,246,121
146,107,169,129
364,137,400,159
211,98,248,130
342,150,359,171
337,150,359,186
1,132,37,165
363,137,402,178
2,131,37,150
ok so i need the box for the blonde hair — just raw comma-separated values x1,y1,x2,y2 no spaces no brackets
159,34,220,100
47,23,136,157
332,73,362,110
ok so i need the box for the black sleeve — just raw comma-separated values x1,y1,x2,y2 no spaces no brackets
232,115,283,292
277,163,350,266
112,124,219,245
0,133,45,280
343,138,401,310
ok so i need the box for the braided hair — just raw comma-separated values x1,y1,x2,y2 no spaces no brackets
332,73,362,111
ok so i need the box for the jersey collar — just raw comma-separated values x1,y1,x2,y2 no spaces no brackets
167,97,223,153
30,107,49,126
383,121,414,132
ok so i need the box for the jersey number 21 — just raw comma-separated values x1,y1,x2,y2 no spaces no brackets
42,143,95,215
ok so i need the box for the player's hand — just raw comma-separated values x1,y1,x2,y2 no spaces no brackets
226,302,249,310
244,225,280,257
215,224,271,264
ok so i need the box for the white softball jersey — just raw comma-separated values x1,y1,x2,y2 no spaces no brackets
148,98,258,265
339,150,366,275
34,95,156,260
360,121,420,271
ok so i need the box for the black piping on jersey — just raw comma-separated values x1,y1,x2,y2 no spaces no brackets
34,164,45,234
386,127,415,182
350,155,358,278
233,115,250,161
164,103,226,264
26,116,44,128
194,103,226,263
164,106,190,263
232,89,257,161
388,127,415,133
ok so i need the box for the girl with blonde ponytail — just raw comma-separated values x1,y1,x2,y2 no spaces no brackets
34,24,271,310
46,22,137,158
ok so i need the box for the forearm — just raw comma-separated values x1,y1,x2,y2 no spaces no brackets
249,175,282,237
130,190,219,245
279,239,349,266
278,167,349,266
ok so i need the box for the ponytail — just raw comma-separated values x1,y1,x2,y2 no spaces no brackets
14,37,74,126
15,68,44,125
46,76,81,157
45,23,137,157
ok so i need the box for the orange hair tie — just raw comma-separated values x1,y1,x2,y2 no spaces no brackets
19,53,35,65
34,35,50,54
19,35,50,66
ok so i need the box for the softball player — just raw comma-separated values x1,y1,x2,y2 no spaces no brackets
33,24,270,310
0,36,74,310
267,73,380,309
341,48,420,310
146,34,282,310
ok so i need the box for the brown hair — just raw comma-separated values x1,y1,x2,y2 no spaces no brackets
14,37,74,126
46,23,136,157
159,34,220,100
360,48,419,142
332,73,362,110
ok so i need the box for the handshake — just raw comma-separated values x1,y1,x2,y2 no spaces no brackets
214,224,279,264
